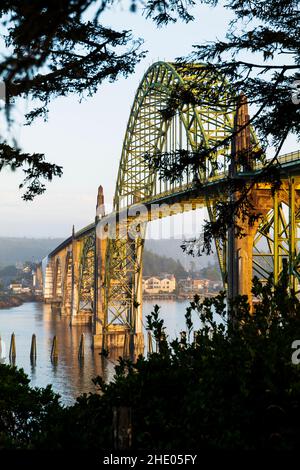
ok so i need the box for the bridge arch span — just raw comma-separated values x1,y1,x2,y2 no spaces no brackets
114,61,245,211
102,61,260,349
41,61,300,351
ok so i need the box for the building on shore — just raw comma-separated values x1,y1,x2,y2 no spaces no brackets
142,274,176,294
142,274,223,298
9,283,32,294
177,277,210,294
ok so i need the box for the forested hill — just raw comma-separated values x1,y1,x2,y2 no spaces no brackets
0,238,214,275
143,251,187,277
145,239,214,270
0,237,188,278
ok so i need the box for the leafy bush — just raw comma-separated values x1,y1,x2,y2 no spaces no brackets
1,269,300,450
56,270,300,450
0,365,61,449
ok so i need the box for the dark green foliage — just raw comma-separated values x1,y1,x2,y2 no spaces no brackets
144,0,300,254
0,1,146,123
2,272,300,449
1,0,296,208
75,275,300,450
144,0,198,25
145,0,300,147
0,364,61,449
0,1,145,197
197,262,221,281
0,143,62,200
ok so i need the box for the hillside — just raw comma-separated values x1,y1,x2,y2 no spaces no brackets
0,238,217,276
145,238,216,270
143,251,187,278
0,238,64,267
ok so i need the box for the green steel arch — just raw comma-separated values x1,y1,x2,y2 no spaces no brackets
104,61,257,340
114,61,240,211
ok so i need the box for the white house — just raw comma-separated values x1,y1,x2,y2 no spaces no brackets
143,275,176,294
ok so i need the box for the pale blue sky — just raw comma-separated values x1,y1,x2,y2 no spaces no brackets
0,3,297,238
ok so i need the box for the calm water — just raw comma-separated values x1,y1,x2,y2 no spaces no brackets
0,300,200,405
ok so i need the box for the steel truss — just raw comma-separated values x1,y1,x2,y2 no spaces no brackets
48,62,300,337
63,251,72,308
105,62,259,332
78,233,95,312
44,62,300,341
253,179,300,291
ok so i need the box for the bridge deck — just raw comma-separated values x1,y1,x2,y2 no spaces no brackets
49,149,300,256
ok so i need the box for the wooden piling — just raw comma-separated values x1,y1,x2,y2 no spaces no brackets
9,333,16,361
78,333,85,359
0,335,6,360
30,334,37,361
123,331,129,358
51,335,58,360
147,331,153,354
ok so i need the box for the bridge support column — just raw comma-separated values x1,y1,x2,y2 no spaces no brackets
131,234,145,352
228,187,273,310
92,228,107,348
61,296,72,316
44,261,54,303
235,220,260,300
61,251,73,316
35,263,43,291
71,247,80,324
93,186,108,348
70,236,87,325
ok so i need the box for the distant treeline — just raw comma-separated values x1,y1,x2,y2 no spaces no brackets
0,237,64,267
0,237,212,269
197,264,222,282
0,264,34,289
143,250,187,278
0,237,221,282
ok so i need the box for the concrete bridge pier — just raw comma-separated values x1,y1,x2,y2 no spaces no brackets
227,185,286,311
92,186,107,347
44,261,54,303
60,302,72,316
228,185,274,307
61,251,73,316
92,186,144,352
35,263,43,291
92,234,107,347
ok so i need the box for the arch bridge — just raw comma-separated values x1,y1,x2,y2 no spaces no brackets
39,62,300,351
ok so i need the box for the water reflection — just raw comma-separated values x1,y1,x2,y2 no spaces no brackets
0,299,192,405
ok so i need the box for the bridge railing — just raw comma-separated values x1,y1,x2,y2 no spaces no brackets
276,150,300,165
254,150,300,170
141,150,300,205
71,150,300,240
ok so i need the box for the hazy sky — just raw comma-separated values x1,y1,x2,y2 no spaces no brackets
0,3,297,238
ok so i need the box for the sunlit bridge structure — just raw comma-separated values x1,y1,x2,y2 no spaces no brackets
39,62,300,351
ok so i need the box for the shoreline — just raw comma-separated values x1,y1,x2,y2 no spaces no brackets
143,292,218,301
0,293,41,309
0,292,219,309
